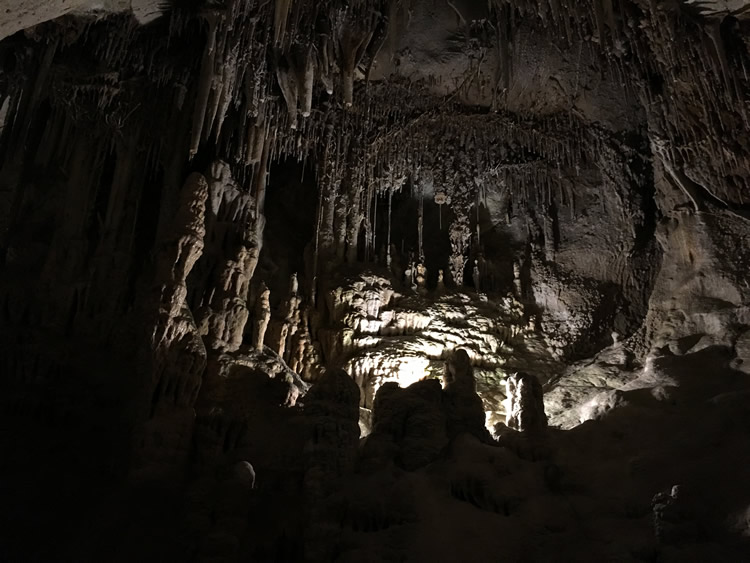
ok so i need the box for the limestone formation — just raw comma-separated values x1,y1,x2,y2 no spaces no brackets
133,172,209,480
415,262,427,295
505,371,547,433
252,282,270,352
274,272,301,360
449,214,471,286
436,269,445,293
3,1,750,561
472,259,481,291
443,349,494,443
195,161,261,354
363,379,448,471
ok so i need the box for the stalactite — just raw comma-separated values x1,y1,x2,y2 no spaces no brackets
276,58,299,129
298,47,315,118
336,13,375,107
213,42,239,141
190,16,218,157
274,0,292,46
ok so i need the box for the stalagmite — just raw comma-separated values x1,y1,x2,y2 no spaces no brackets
513,261,522,297
194,161,258,354
151,173,208,348
386,189,393,267
443,349,494,443
448,213,471,286
416,262,427,295
276,273,301,360
505,372,548,433
417,183,424,262
252,282,271,352
436,269,446,294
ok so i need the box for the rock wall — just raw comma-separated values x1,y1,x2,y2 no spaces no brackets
1,0,750,561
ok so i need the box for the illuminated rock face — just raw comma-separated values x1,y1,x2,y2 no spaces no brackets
316,273,558,430
505,371,547,433
2,0,750,561
132,172,208,480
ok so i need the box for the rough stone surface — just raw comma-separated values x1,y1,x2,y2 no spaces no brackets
505,371,547,433
2,0,750,561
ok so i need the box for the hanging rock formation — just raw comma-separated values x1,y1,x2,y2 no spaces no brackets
2,0,750,561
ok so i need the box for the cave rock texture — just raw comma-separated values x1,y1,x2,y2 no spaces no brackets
2,0,750,561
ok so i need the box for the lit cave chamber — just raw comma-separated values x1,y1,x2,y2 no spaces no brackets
2,1,750,562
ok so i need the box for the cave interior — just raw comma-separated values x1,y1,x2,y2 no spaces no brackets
2,0,750,561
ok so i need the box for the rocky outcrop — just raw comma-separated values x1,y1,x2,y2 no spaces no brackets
315,272,553,429
443,349,494,443
361,379,448,471
504,371,547,433
194,161,261,355
131,172,208,481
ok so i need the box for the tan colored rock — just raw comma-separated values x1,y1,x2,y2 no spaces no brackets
252,282,271,352
132,172,209,480
275,273,301,360
195,161,261,354
505,372,547,433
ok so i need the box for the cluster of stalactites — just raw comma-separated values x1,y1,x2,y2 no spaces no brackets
309,105,596,277
186,0,388,177
488,0,750,204
489,0,624,51
636,8,750,204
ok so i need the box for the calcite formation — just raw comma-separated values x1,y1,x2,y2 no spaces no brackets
504,371,548,433
194,160,261,354
2,0,750,561
132,171,209,480
251,281,270,352
442,348,495,443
